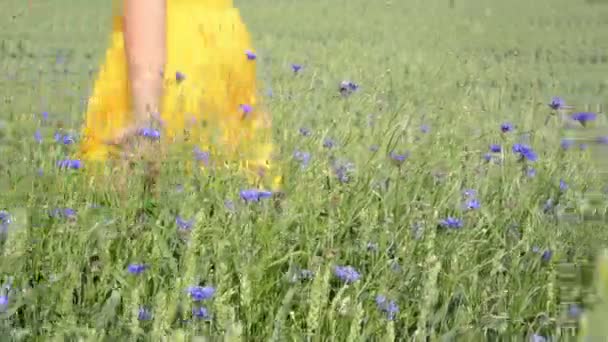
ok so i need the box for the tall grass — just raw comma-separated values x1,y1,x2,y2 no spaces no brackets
1,0,608,339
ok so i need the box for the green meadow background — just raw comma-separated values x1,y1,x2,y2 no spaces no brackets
1,0,608,340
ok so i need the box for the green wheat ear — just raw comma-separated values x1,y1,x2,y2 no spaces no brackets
578,249,608,341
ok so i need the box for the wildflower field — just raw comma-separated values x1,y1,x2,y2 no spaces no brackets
2,0,608,340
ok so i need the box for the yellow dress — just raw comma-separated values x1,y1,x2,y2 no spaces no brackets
78,0,280,190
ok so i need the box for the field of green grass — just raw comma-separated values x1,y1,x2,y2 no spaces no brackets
2,0,608,340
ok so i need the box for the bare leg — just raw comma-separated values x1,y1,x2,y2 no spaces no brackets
121,0,167,198
123,0,166,126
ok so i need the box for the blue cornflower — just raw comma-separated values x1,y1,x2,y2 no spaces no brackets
548,96,566,110
375,295,399,320
138,306,152,320
240,104,253,116
489,144,501,153
53,133,75,144
527,167,537,178
193,147,210,165
176,71,186,82
63,208,76,217
49,208,76,219
245,50,256,60
176,216,193,230
465,199,480,210
463,189,476,198
420,124,430,133
332,160,354,183
192,306,210,319
334,265,360,283
299,127,311,136
541,250,553,262
0,211,10,224
127,263,147,275
62,134,75,145
187,286,216,301
439,217,463,229
568,304,582,319
500,122,514,133
0,295,8,312
571,112,596,126
530,334,547,342
41,111,49,121
138,128,160,140
335,168,350,183
597,136,608,144
532,246,553,262
34,130,42,143
323,138,335,149
339,80,358,95
0,212,7,234
57,159,83,169
293,150,311,168
224,199,236,212
240,189,273,202
483,153,493,162
291,64,302,73
290,268,315,283
512,143,538,162
389,151,409,166
299,269,315,281
561,139,574,150
559,179,568,191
